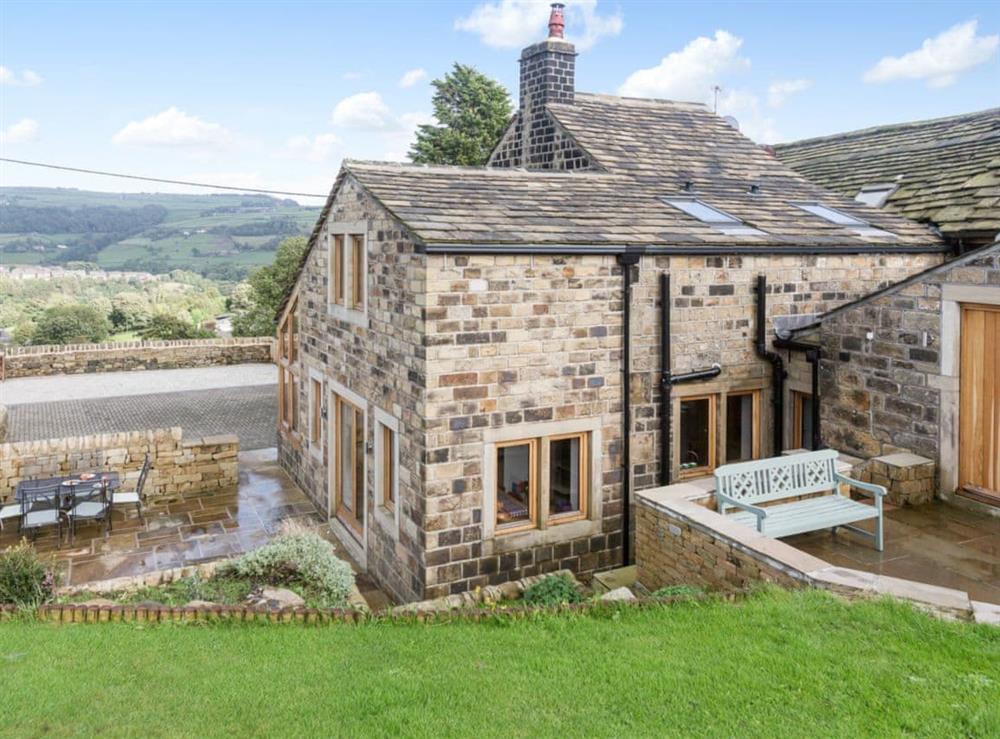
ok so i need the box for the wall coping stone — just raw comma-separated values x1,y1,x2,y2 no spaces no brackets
1,337,271,356
636,456,977,620
874,452,934,468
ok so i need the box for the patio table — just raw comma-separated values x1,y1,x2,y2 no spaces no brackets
15,472,121,504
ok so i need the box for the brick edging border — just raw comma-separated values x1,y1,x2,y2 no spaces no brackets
1,593,733,626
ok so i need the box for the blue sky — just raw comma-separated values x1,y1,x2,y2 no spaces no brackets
2,0,998,205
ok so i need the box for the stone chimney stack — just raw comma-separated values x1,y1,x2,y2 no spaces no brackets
519,3,576,113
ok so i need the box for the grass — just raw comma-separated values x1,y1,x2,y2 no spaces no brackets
0,589,997,737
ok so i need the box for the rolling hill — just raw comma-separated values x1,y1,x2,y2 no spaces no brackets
0,187,321,281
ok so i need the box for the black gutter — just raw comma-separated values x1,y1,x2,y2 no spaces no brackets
774,337,823,451
617,250,641,566
418,243,950,256
671,365,722,384
755,275,787,455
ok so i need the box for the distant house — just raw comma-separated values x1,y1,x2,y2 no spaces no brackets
775,108,1000,253
274,5,949,602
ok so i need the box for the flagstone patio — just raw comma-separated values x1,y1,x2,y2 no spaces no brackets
788,501,1000,605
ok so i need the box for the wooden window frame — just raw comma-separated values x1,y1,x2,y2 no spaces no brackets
792,390,812,451
351,235,365,310
546,432,589,525
380,424,395,508
723,390,761,465
309,377,322,446
334,394,365,536
678,394,717,479
495,438,539,535
332,234,345,306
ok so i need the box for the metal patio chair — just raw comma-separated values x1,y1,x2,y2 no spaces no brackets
111,454,150,524
20,482,65,547
68,479,111,543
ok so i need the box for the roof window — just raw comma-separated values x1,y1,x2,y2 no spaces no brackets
792,201,897,239
662,198,767,236
854,184,897,208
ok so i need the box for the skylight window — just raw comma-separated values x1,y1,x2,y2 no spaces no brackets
792,202,866,226
854,184,897,208
662,198,768,237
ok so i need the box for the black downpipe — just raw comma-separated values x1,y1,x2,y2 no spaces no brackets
773,337,823,450
618,251,641,566
660,273,671,485
660,273,723,484
755,275,787,455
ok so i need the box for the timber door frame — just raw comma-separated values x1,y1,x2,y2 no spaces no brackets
327,379,368,566
959,303,1000,503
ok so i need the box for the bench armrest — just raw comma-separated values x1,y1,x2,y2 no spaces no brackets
716,492,768,532
834,473,887,499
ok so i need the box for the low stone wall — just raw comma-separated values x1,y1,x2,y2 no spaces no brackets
1,337,273,379
0,427,238,503
636,475,981,620
0,404,7,443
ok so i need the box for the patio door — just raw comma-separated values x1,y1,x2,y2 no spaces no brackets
330,391,365,534
959,304,1000,502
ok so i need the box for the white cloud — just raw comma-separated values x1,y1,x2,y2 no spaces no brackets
342,71,364,81
619,30,748,101
280,132,341,162
331,91,393,130
112,107,234,150
716,90,779,143
0,66,43,86
0,117,39,144
455,0,622,51
767,79,811,107
863,20,999,88
399,68,428,88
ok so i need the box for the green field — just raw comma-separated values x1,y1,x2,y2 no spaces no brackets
0,186,320,278
0,590,997,737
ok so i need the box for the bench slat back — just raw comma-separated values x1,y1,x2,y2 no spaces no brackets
714,449,839,510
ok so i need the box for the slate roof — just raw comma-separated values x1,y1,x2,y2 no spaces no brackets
345,155,942,251
774,108,1000,240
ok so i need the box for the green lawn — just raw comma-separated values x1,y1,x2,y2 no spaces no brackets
0,590,997,737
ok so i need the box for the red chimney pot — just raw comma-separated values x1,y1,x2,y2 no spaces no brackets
548,3,565,39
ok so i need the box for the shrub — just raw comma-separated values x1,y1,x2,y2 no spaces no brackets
220,525,354,607
522,574,583,606
30,304,110,345
652,584,704,599
0,541,56,607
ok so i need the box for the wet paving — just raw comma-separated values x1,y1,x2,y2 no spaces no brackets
789,501,1000,604
3,449,332,587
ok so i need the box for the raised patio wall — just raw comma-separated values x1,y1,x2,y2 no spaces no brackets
0,427,238,504
1,337,273,379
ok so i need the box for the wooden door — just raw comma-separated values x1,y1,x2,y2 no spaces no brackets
960,304,1000,501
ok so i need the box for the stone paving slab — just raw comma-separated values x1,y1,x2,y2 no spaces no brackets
7,384,277,450
1,363,276,405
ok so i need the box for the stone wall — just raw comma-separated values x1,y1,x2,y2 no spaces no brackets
0,427,238,504
0,404,7,443
1,337,273,379
800,244,1000,494
278,175,427,604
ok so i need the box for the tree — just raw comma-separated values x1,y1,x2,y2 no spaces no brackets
232,236,308,337
140,313,215,340
110,291,152,331
30,304,110,345
409,63,512,166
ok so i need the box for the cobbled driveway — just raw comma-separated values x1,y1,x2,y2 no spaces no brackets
7,385,277,449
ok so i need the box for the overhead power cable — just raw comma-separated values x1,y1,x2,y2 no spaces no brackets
0,157,328,199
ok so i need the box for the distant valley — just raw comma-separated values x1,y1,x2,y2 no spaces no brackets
0,187,320,281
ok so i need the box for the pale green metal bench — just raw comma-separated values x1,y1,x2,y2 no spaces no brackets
714,449,886,551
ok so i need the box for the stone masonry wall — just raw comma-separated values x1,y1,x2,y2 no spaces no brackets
635,497,804,592
1,337,273,379
808,247,1000,462
279,175,427,604
0,427,238,504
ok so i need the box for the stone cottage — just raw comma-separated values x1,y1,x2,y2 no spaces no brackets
784,241,1000,513
275,5,949,602
775,107,1000,253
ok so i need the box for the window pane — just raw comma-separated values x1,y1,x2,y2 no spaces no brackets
663,198,740,224
795,203,865,226
353,408,364,524
333,235,344,303
799,394,815,449
497,444,531,527
339,402,355,513
550,436,582,516
679,398,711,471
726,394,755,463
311,380,321,443
352,235,364,308
382,425,395,505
